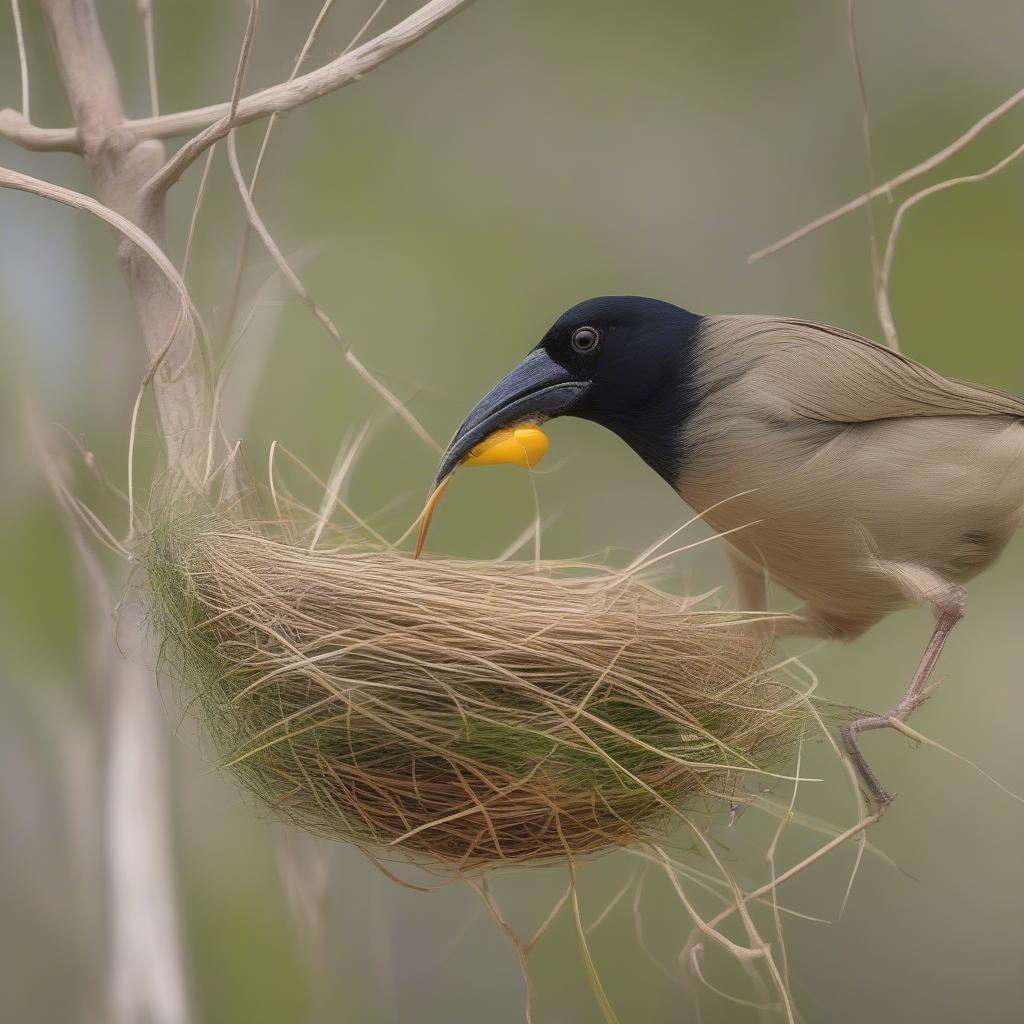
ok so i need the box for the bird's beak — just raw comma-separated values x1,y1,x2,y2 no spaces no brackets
431,348,589,489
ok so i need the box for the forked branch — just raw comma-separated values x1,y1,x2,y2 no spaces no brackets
749,82,1024,263
0,0,477,158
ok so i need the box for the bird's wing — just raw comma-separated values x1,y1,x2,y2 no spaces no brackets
695,316,1024,424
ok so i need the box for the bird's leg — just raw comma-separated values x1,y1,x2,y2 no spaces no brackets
726,547,769,630
724,549,769,818
745,558,968,806
841,567,967,807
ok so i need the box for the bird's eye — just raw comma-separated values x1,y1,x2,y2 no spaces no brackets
571,326,600,354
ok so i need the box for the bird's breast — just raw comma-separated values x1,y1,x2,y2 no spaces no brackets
676,413,1024,621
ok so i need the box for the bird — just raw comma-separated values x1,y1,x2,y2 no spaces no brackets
430,295,1024,806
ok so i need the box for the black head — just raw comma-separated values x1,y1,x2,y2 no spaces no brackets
432,295,703,489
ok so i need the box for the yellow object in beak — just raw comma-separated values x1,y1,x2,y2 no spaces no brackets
413,425,550,559
461,425,550,469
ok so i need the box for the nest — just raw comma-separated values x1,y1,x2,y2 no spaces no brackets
144,509,809,870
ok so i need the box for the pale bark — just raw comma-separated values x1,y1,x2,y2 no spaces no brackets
39,0,210,478
2,3,480,1020
1,0,478,154
30,2,200,1020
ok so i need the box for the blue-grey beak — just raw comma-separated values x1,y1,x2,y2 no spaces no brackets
431,348,589,489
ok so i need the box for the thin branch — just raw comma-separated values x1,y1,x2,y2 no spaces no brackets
876,138,1024,350
137,0,160,117
127,303,186,537
224,131,440,449
566,858,623,1024
220,0,341,342
29,414,192,1024
178,145,221,401
29,7,207,1010
847,0,894,350
143,0,477,196
468,878,536,1024
0,0,475,155
38,0,127,149
181,147,217,276
695,809,884,949
347,0,393,53
29,414,120,599
37,0,214,478
765,733,804,997
0,109,61,149
889,719,1024,805
229,1,261,118
199,0,260,352
749,82,1024,263
222,0,387,344
0,167,199,326
10,0,29,120
0,164,217,503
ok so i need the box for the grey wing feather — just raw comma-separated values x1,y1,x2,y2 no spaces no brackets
695,316,1024,425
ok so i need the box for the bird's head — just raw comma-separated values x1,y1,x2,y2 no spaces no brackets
432,296,702,489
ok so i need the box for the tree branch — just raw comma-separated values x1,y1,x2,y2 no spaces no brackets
749,82,1024,263
27,8,204,1018
224,131,439,449
876,138,1024,351
10,2,477,1020
0,167,197,313
146,0,475,194
219,0,341,341
0,108,66,148
36,0,212,480
10,0,29,120
137,0,160,118
28,414,191,1024
1,0,476,159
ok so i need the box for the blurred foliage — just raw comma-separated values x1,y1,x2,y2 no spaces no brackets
1,1,1023,1021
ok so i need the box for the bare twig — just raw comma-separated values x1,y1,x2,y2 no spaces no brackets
10,0,29,120
0,165,211,514
1,0,475,155
468,878,536,1023
566,858,623,1024
765,734,803,996
195,0,261,353
888,719,1024,804
846,0,895,350
143,0,477,196
0,168,198,327
137,0,160,117
221,0,357,342
220,0,341,337
106,620,192,1024
876,139,1024,350
224,131,440,449
29,415,191,1024
689,808,884,960
348,0,394,53
181,148,217,276
13,0,478,1020
35,0,213,477
27,6,209,1021
229,1,260,117
749,82,1024,263
126,303,187,535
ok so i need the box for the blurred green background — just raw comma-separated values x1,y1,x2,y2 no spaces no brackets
2,1,1023,1021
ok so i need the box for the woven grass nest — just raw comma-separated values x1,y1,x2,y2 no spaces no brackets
144,506,810,870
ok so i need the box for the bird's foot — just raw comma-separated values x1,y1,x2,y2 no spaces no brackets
841,718,896,810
